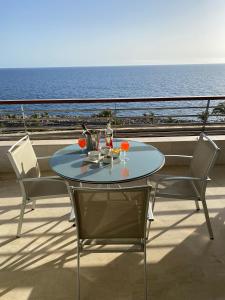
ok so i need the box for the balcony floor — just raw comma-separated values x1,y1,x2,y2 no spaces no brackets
0,166,225,300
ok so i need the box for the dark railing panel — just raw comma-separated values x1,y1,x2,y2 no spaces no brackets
0,96,225,139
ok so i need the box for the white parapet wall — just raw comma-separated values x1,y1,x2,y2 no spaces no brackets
1,135,225,176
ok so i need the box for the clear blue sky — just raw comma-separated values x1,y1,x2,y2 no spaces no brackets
0,0,225,68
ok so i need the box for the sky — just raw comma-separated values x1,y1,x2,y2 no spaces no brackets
0,0,225,68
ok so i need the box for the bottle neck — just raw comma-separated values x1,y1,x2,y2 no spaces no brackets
105,123,113,148
82,124,90,135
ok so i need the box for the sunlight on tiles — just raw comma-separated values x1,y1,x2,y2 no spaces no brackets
0,287,33,300
0,166,225,300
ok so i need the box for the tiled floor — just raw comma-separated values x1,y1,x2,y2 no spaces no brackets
0,166,225,300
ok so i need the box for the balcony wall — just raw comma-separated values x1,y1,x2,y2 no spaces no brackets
1,135,225,175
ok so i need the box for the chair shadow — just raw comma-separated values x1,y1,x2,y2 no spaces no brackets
149,208,225,300
1,158,225,299
0,208,225,300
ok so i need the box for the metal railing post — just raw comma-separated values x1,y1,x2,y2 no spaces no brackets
114,102,117,119
114,102,117,138
202,99,210,132
21,105,28,135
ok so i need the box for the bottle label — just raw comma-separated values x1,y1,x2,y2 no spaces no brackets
105,123,113,148
105,133,113,148
106,137,113,148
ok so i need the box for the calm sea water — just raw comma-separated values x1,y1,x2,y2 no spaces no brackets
0,64,225,116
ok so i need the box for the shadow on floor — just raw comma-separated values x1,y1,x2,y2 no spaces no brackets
0,207,225,300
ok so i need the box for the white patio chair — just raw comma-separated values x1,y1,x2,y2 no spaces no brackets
70,185,152,300
7,135,69,237
150,133,220,240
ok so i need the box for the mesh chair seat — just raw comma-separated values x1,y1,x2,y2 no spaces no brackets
25,180,68,199
152,177,198,199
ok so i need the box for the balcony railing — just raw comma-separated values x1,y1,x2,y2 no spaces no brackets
1,96,225,139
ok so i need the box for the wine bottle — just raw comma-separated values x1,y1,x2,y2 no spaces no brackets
105,121,113,148
82,123,91,135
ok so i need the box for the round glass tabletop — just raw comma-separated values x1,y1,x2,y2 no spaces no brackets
50,140,165,184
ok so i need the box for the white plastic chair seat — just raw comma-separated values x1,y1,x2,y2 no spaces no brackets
25,180,68,199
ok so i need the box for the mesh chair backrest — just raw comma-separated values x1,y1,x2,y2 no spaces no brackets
190,133,219,193
72,186,151,240
8,136,40,179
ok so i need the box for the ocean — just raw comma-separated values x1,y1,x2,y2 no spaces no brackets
0,64,225,117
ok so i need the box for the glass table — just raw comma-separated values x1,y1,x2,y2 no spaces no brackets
50,140,165,184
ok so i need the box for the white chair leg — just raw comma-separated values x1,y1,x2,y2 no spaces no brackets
66,181,76,223
151,183,158,212
17,199,26,237
32,200,36,210
146,191,156,240
77,241,80,300
146,219,152,240
146,205,154,240
70,208,75,222
201,197,214,240
144,241,148,300
194,200,200,211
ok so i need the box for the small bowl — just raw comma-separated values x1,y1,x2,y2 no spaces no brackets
100,146,110,156
88,150,100,161
103,156,113,164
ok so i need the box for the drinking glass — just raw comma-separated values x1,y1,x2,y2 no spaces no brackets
120,141,130,161
78,138,86,155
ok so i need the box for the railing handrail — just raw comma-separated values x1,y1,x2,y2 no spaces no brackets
1,95,225,105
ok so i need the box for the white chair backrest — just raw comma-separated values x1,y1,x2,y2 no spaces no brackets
190,133,219,193
71,186,151,240
7,135,40,180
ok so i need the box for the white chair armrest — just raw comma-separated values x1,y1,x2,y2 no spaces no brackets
37,156,51,160
165,155,193,159
156,175,203,182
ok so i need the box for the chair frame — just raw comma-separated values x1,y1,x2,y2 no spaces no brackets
69,185,152,300
7,135,67,237
151,133,220,240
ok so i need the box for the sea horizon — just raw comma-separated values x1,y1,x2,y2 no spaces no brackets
1,64,225,118
1,62,225,70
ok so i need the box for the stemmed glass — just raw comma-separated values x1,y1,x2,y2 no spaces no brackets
78,137,86,155
120,141,130,162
